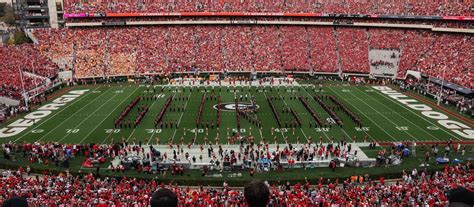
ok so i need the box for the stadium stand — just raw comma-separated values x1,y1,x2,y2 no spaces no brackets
368,28,404,50
415,34,473,88
31,26,473,88
0,44,57,99
252,26,282,72
222,26,255,72
1,1,473,205
137,27,168,74
0,161,471,206
280,26,310,72
307,27,338,73
62,0,473,16
336,28,370,74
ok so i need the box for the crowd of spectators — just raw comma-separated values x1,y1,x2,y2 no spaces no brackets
0,44,57,100
415,34,473,89
398,30,436,78
337,28,370,74
0,104,29,124
280,26,310,72
307,27,338,73
368,28,404,50
222,26,255,72
1,142,122,167
0,160,471,206
1,137,473,206
404,79,472,115
193,26,225,73
252,26,282,72
32,26,472,88
63,0,473,16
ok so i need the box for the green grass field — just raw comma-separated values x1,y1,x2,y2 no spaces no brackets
1,83,472,145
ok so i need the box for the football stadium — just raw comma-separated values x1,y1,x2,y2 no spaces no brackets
0,0,473,206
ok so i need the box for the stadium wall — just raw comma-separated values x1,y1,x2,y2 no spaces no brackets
0,96,20,106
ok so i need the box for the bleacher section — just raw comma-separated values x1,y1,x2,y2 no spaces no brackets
31,26,473,88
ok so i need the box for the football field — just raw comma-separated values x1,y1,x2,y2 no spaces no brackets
1,83,472,145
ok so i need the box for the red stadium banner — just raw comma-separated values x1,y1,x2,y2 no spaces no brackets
105,12,324,17
106,12,181,17
63,12,474,21
442,16,474,20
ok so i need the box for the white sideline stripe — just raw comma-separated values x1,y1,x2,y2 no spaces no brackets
56,87,121,143
13,87,101,143
345,87,419,141
35,87,113,142
355,87,440,141
368,86,461,141
328,87,398,142
86,86,140,144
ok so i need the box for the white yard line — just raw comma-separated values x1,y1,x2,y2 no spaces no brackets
355,86,441,141
35,87,114,142
368,86,461,141
193,92,208,145
125,128,137,143
276,91,309,143
124,89,167,144
168,92,192,145
344,87,419,141
245,88,263,141
56,87,122,143
299,86,334,141
263,92,286,143
13,87,101,143
328,87,397,142
87,86,140,144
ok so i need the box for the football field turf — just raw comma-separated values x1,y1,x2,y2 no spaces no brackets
1,83,472,145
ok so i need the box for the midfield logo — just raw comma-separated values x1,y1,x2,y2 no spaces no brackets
213,102,259,112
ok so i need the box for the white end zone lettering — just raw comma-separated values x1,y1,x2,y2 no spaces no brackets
421,111,449,120
380,90,401,95
38,103,66,111
407,104,432,111
9,119,36,127
0,89,89,138
52,97,78,104
68,90,89,95
371,86,392,91
372,86,473,139
438,120,470,129
24,110,52,120
388,94,408,99
0,127,27,137
399,99,419,105
452,130,474,139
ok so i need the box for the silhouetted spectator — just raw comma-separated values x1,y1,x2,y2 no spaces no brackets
244,180,270,207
